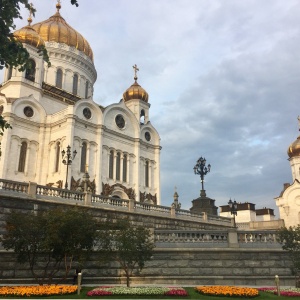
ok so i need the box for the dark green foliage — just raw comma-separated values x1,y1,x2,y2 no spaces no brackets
278,225,300,285
0,0,79,71
97,219,155,287
1,207,97,285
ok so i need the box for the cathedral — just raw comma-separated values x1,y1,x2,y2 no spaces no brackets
0,2,161,204
275,117,300,227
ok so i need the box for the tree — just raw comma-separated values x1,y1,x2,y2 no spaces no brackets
98,220,155,287
1,207,97,285
278,225,300,287
0,0,78,71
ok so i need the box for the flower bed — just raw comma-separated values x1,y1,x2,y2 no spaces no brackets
87,286,188,297
0,285,77,297
258,287,300,297
195,286,259,298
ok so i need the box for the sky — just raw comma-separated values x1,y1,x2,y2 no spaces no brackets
2,0,300,216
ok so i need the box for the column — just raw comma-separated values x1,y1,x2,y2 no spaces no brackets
120,153,124,183
113,152,117,180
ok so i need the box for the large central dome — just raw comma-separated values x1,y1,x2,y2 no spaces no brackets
32,3,93,61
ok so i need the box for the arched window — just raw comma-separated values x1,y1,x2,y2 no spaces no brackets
18,141,27,172
123,154,127,182
25,59,36,82
72,74,78,95
109,150,114,179
80,142,87,172
55,142,60,172
140,109,145,125
116,152,121,181
145,160,149,187
56,69,63,89
85,80,89,98
7,67,12,80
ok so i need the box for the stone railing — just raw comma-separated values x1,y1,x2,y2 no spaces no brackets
238,231,281,248
0,179,29,194
155,230,229,248
37,184,85,201
0,179,233,228
155,229,282,249
92,194,129,208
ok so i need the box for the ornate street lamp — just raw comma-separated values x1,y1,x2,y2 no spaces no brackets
193,157,211,197
228,198,238,227
61,145,77,189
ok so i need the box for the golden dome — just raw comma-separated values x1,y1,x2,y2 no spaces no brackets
14,25,45,48
123,80,149,103
123,65,149,102
31,4,93,61
288,135,300,158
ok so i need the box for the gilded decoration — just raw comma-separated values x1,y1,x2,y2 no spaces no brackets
70,176,96,193
102,183,136,200
31,3,94,60
46,180,63,189
140,191,157,205
123,64,149,103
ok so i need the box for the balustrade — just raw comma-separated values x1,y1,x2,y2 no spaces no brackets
0,179,28,193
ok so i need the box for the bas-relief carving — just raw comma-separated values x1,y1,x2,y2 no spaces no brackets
140,191,157,205
102,182,136,200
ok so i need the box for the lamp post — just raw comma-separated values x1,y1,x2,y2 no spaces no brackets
61,145,77,189
193,157,211,197
228,198,238,227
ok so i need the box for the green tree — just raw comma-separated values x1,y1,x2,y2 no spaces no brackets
278,225,300,287
1,207,97,285
0,0,78,71
98,220,155,287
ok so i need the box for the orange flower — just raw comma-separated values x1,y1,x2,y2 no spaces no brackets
0,285,77,297
195,285,259,298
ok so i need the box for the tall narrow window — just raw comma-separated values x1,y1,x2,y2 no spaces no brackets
80,142,87,172
72,74,78,95
85,80,89,98
116,152,121,181
18,141,27,172
55,142,60,172
25,59,36,82
7,67,12,80
109,150,114,179
56,69,63,88
123,154,127,182
145,160,149,187
140,109,145,124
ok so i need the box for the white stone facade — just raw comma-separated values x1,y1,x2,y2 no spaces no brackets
0,26,161,204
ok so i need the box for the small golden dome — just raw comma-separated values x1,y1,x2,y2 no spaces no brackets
123,65,149,102
31,6,93,61
288,135,300,158
123,81,149,103
14,25,45,48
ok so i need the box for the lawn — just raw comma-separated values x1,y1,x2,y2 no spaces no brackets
0,286,295,299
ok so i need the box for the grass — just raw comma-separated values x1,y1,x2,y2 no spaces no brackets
2,286,292,299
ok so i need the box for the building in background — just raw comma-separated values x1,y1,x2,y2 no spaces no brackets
275,118,300,227
0,2,161,204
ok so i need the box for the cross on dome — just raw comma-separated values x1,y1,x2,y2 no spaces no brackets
27,3,34,25
133,64,139,82
56,0,61,12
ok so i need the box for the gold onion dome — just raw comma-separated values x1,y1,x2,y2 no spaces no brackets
123,65,149,103
13,15,45,48
287,135,300,158
31,3,93,61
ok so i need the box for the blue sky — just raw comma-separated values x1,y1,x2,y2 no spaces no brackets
2,0,300,216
